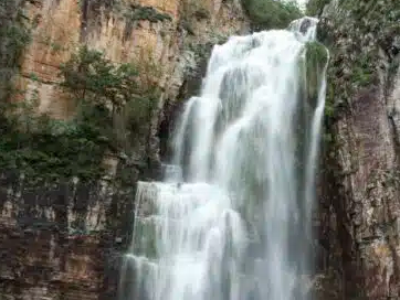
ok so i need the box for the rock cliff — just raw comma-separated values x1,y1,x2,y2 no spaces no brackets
3,0,400,299
0,0,247,299
312,0,400,299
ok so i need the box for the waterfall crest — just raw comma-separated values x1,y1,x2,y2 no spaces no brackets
119,17,328,300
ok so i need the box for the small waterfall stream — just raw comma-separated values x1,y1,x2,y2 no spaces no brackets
119,17,328,300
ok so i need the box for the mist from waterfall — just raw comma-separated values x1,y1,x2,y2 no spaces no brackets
119,17,328,300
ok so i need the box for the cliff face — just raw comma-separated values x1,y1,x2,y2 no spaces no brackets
314,1,400,299
20,0,246,110
6,0,400,299
0,1,247,299
18,0,247,160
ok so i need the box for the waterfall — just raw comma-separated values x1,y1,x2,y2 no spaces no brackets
119,17,328,300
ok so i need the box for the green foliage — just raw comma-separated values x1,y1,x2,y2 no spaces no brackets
350,55,374,87
0,45,159,185
39,34,65,53
124,4,172,23
324,83,335,118
0,0,32,101
60,46,138,108
0,112,107,184
61,45,158,149
305,41,329,108
241,0,302,30
306,0,331,16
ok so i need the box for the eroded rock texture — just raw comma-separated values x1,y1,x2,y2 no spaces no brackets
315,1,400,299
0,180,133,300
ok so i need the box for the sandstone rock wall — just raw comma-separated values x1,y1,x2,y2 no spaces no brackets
20,0,247,119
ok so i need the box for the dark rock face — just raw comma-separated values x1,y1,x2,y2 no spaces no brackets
0,179,136,300
314,1,400,299
299,18,311,34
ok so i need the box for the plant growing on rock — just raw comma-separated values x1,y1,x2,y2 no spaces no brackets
180,0,211,22
0,45,159,186
60,45,160,153
0,0,31,102
240,0,302,30
60,46,138,113
306,0,331,16
305,41,329,108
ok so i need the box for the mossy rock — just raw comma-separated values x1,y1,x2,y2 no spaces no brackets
304,41,329,109
306,0,331,16
125,4,172,23
240,0,302,30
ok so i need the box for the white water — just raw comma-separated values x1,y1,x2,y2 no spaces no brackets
119,17,328,300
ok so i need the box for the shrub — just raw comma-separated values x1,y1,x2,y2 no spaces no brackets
0,0,31,101
60,45,159,151
306,0,331,16
240,0,302,30
60,46,138,110
124,4,172,23
0,45,159,185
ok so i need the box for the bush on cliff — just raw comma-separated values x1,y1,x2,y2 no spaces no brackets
306,0,331,16
241,0,302,30
0,0,31,102
60,45,159,152
0,45,159,185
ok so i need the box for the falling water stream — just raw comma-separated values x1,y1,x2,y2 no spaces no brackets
119,17,328,300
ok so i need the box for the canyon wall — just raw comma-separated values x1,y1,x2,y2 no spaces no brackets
0,0,248,299
314,0,400,299
4,0,400,299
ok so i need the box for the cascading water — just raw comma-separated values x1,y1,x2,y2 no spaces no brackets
119,17,328,300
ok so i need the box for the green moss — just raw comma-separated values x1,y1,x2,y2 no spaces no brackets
305,41,329,108
0,0,31,101
240,0,302,30
306,0,331,16
29,72,40,82
324,83,335,118
124,4,172,23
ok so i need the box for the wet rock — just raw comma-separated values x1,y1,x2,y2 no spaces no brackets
315,1,400,299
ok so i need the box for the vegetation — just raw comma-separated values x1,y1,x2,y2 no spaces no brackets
240,0,302,30
0,0,31,102
0,109,107,184
349,53,375,87
0,0,162,237
180,0,211,21
124,4,172,23
306,0,331,16
123,3,172,38
177,0,211,35
314,0,400,124
304,41,329,109
0,0,165,192
80,0,172,40
0,44,159,186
